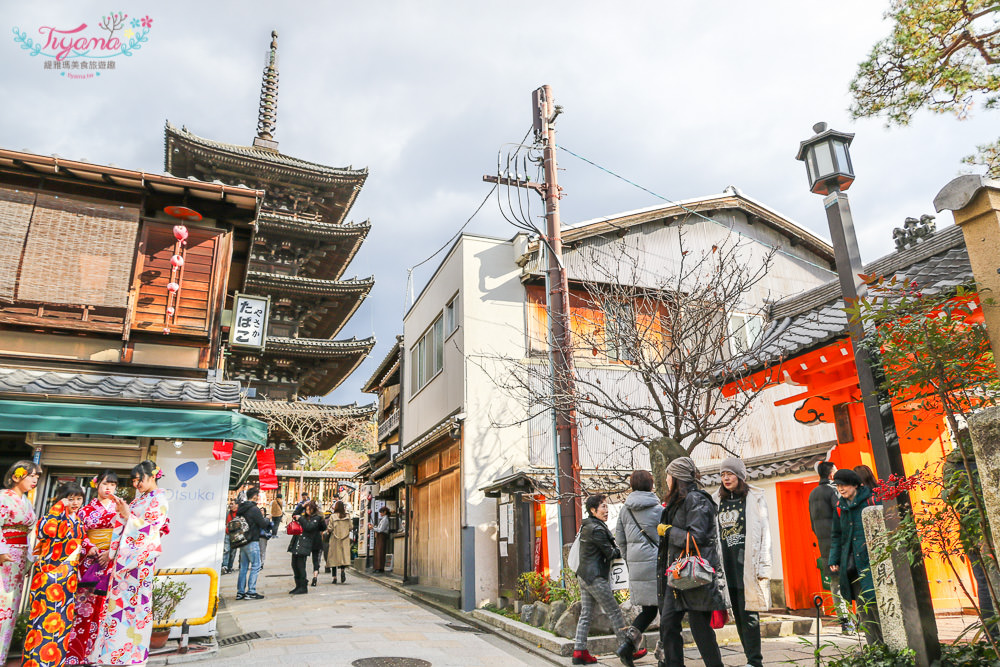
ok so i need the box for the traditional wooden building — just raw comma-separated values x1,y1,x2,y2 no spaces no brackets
721,223,981,611
163,32,376,468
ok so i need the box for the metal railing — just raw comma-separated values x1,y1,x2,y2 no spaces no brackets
153,567,219,629
377,410,400,442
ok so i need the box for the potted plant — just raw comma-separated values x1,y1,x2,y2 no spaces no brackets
150,577,191,650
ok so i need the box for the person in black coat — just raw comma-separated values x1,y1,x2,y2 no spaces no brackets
572,494,635,666
656,457,726,667
288,500,325,594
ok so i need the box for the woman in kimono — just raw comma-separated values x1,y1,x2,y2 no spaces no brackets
91,461,170,666
22,482,86,667
0,460,41,663
66,470,120,664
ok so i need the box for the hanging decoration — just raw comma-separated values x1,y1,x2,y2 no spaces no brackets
163,206,201,334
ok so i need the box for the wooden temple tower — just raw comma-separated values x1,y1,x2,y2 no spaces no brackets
162,32,375,466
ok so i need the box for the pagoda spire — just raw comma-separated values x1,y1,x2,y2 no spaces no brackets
253,30,279,150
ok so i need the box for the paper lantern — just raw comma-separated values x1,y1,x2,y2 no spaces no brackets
170,254,184,268
166,306,175,315
172,225,189,243
167,282,180,293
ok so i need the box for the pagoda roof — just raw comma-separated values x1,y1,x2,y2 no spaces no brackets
231,336,374,398
164,122,367,225
254,210,370,281
265,336,375,357
245,272,373,339
257,209,371,240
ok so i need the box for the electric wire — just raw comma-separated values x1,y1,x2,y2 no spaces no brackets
556,144,837,275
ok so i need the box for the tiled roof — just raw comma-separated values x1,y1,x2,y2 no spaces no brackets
362,338,402,393
245,272,374,296
257,211,372,240
164,123,367,180
264,337,375,357
0,368,241,404
699,442,835,487
737,225,971,375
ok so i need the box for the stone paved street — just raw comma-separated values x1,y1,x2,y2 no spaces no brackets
191,535,861,667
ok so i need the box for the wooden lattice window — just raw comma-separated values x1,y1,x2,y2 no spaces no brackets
131,221,228,336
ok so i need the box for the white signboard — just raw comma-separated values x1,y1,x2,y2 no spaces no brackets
609,558,630,591
230,294,270,349
157,440,231,638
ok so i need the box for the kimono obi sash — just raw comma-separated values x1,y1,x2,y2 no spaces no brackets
3,527,28,545
88,528,113,549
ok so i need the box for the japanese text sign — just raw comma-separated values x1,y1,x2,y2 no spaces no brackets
230,293,270,350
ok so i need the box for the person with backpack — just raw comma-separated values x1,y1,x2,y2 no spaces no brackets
571,494,633,666
222,499,239,574
233,486,270,600
656,457,727,667
829,468,883,644
613,470,660,664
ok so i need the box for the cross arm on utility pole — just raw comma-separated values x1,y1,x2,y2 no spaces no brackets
482,174,545,195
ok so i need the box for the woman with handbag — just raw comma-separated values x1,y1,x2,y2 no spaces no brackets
571,494,635,666
66,470,119,664
23,482,86,667
712,457,771,667
613,470,661,664
656,457,726,667
287,501,324,594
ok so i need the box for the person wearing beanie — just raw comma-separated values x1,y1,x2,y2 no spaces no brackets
654,457,726,667
830,467,883,645
712,457,771,667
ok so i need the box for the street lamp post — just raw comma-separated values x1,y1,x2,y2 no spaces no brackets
796,123,940,665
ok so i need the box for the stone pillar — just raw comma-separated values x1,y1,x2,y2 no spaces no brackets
934,175,1000,370
862,505,907,651
969,409,1000,574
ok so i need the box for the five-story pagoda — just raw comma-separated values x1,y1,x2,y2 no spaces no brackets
164,32,375,467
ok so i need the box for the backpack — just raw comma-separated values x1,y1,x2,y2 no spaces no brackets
227,515,251,548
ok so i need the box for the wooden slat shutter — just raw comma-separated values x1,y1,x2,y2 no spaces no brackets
132,222,225,336
0,187,35,302
18,194,139,308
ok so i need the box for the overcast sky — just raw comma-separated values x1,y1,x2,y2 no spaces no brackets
3,2,995,408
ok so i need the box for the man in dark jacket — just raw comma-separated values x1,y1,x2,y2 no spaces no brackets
236,486,270,600
829,469,882,645
809,461,847,629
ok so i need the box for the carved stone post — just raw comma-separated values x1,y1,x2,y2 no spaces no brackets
862,505,907,651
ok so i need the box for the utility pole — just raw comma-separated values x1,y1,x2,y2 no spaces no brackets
484,85,582,543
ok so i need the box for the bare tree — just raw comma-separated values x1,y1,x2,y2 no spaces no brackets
242,399,375,470
493,228,776,495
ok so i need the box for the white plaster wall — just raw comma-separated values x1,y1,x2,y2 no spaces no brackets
459,236,531,606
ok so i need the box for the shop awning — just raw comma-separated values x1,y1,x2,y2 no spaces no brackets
0,399,267,446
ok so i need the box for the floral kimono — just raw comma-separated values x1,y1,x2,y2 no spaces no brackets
66,497,118,664
0,488,36,662
22,498,85,667
91,489,169,666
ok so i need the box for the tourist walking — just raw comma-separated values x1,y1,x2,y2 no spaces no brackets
712,457,771,667
809,460,847,630
571,494,633,666
221,499,239,574
853,465,878,490
270,492,284,532
23,482,85,667
829,468,883,645
235,487,269,600
372,506,391,573
326,501,351,584
0,460,40,663
613,470,660,664
656,457,727,667
91,460,171,666
288,500,324,594
66,471,120,665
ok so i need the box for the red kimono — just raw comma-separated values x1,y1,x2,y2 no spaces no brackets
65,498,117,665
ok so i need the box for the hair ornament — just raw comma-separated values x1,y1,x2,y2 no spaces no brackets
153,466,164,480
90,476,98,488
12,467,27,482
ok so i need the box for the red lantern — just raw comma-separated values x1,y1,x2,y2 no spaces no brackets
167,282,180,293
172,225,189,243
166,306,175,315
170,254,184,268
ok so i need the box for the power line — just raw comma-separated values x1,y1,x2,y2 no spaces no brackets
556,144,837,275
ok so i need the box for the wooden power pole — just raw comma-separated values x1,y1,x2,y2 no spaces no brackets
485,85,582,543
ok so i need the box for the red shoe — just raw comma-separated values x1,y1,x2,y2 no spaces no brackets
633,648,648,660
572,650,599,664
